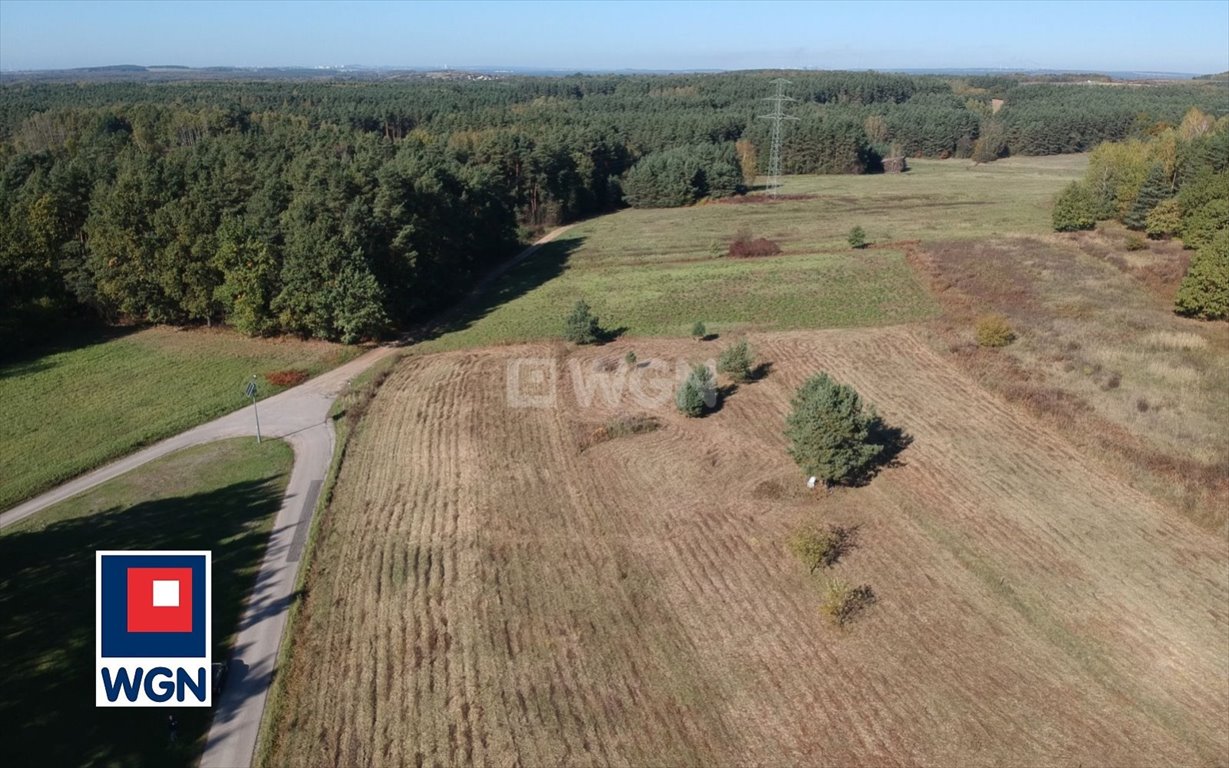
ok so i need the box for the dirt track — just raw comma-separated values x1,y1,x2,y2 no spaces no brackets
266,328,1228,767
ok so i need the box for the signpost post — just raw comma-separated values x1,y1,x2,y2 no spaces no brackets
245,376,262,444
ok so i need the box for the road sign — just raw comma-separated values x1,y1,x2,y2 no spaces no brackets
245,377,262,443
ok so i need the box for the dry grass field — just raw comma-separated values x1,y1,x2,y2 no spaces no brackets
910,230,1229,532
264,331,1228,767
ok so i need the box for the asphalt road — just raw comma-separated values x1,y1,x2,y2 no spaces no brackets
0,225,571,768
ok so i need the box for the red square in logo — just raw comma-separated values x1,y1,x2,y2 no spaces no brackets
126,567,193,633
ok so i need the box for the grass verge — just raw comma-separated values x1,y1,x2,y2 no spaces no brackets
0,325,357,511
0,437,294,768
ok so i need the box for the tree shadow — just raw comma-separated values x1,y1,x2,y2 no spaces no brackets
0,322,140,378
700,333,719,342
0,477,286,768
825,524,860,568
749,361,773,381
846,418,914,487
594,325,628,345
398,235,585,346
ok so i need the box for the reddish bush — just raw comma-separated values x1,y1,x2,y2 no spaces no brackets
728,230,782,258
265,369,310,387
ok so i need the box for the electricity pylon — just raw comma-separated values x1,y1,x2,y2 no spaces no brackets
758,78,798,197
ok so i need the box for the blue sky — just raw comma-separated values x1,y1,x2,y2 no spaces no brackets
2,0,1227,74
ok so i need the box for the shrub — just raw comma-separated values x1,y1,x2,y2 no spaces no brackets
675,363,716,417
624,350,637,367
265,369,309,387
606,413,660,439
1052,181,1098,232
820,580,877,627
785,373,884,486
728,229,782,258
975,314,1016,347
848,226,867,249
1145,198,1182,238
564,299,601,344
1175,230,1229,320
1180,197,1229,250
789,525,856,573
691,321,707,340
717,339,754,382
1124,234,1147,251
585,413,661,449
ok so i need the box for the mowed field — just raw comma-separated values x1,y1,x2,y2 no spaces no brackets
0,326,356,510
264,332,1228,767
416,156,1084,352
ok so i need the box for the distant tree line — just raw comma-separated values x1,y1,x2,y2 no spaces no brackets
2,72,1225,342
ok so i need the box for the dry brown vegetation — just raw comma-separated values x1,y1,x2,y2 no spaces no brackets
264,331,1228,767
910,233,1229,533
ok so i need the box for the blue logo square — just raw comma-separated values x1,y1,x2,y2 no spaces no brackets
99,553,208,658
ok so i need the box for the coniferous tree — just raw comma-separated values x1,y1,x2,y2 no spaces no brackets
1125,164,1170,230
785,373,884,486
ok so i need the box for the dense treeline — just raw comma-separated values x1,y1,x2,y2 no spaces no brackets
2,72,1226,342
1053,108,1229,320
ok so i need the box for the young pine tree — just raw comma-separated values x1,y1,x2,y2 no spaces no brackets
785,373,883,486
564,299,601,344
717,338,754,382
676,363,716,417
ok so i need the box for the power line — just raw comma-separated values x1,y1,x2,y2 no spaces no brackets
757,78,798,197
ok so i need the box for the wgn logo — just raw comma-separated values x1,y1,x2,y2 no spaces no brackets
95,551,212,707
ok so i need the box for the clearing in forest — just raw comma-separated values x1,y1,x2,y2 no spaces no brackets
415,156,1085,352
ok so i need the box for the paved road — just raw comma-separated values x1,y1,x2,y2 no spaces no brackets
0,225,571,768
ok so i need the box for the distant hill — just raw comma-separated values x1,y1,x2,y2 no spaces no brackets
0,63,1205,84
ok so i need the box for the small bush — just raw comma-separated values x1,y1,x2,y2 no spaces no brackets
848,226,867,249
1145,198,1182,239
1136,397,1151,413
265,369,309,387
717,339,754,382
789,525,857,573
1101,371,1122,390
676,363,716,417
975,314,1016,347
564,299,602,344
821,580,877,627
728,228,782,258
1124,234,1147,251
624,350,637,367
691,321,707,340
606,414,661,439
586,414,661,449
